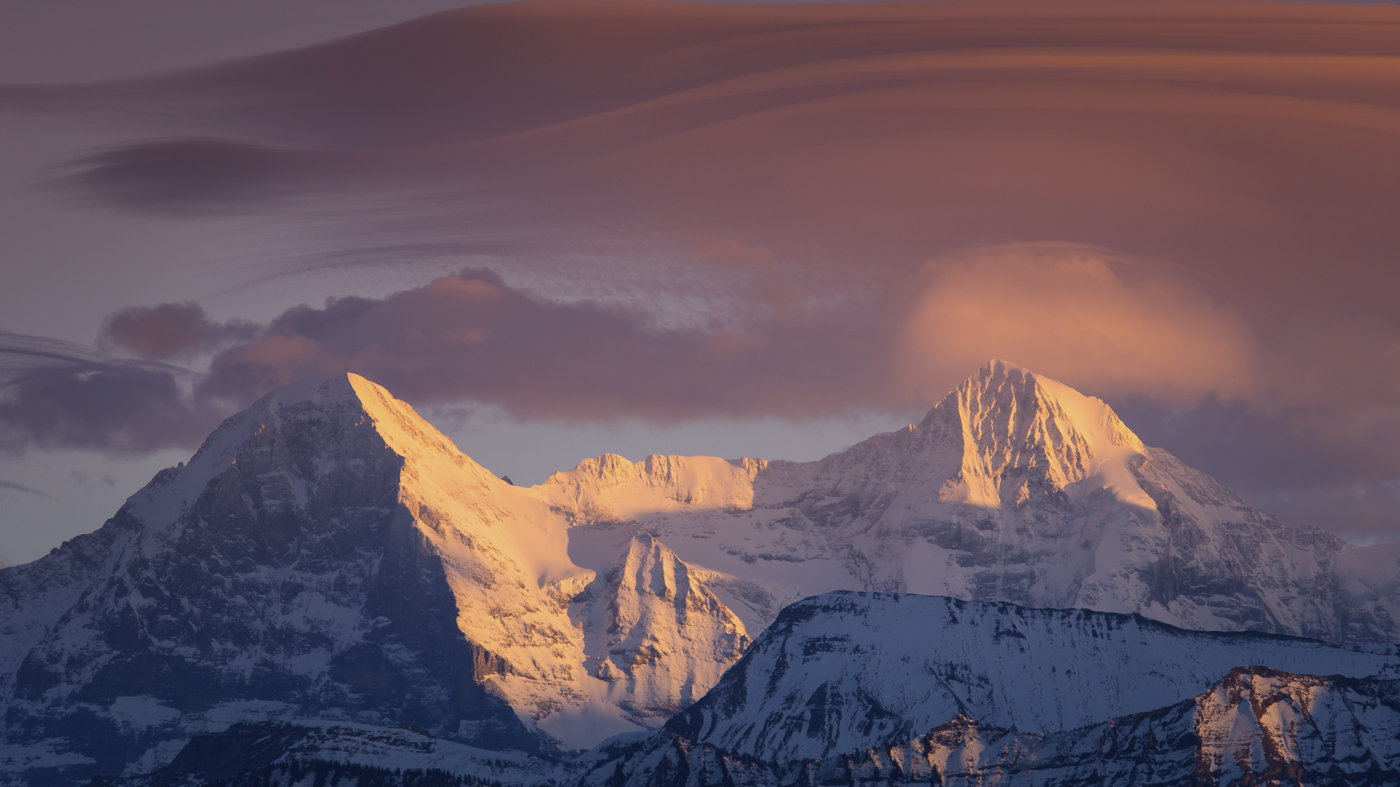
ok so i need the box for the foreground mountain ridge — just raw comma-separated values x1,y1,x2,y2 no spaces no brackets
86,593,1400,787
659,591,1399,762
3,363,1400,785
579,663,1400,787
102,656,1400,787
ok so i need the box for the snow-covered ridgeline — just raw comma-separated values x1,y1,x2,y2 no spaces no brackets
581,666,1400,787
115,661,1400,787
663,591,1399,762
4,362,1400,786
546,360,1400,644
0,375,754,786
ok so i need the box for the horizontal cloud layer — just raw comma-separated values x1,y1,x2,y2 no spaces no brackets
0,334,219,454
3,0,1400,537
3,243,1264,440
100,301,258,361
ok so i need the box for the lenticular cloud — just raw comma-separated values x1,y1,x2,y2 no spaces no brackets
3,0,1400,536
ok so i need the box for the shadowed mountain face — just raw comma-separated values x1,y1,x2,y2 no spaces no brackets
0,378,536,786
96,630,1400,787
0,375,751,785
3,364,1399,785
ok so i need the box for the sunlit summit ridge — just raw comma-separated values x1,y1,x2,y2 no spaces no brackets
1,362,1398,781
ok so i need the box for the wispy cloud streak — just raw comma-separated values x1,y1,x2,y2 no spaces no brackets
3,0,1400,535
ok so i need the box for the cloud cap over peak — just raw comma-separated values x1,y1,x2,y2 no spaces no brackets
900,243,1259,406
4,0,1400,541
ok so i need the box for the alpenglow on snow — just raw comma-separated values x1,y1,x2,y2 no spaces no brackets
2,362,1399,786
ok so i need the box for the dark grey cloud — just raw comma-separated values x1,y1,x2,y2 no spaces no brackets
0,334,224,454
57,138,362,214
199,268,897,420
1114,396,1400,539
99,301,257,361
1,269,893,450
4,0,1400,539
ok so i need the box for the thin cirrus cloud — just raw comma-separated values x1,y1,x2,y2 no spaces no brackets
0,479,46,498
2,0,1400,535
22,1,1400,345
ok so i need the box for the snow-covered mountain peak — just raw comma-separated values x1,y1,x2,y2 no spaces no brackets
549,363,1392,642
928,360,1149,507
342,373,493,479
611,532,686,598
573,532,751,726
121,373,499,532
261,372,364,408
948,360,1145,465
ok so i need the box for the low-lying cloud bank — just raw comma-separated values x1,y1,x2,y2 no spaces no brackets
0,335,220,454
3,243,1260,445
3,239,1398,538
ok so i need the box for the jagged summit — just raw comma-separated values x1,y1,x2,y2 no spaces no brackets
125,373,498,528
201,372,473,472
260,372,368,406
554,362,1399,644
5,368,1400,784
574,532,750,725
192,372,463,458
925,359,1151,509
938,359,1144,455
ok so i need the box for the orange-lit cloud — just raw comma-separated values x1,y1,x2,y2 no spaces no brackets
899,244,1258,406
4,0,1400,536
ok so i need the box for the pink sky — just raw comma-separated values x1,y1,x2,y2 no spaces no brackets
2,0,1400,557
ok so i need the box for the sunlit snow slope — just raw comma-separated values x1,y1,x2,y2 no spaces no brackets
0,376,749,786
3,362,1399,786
545,360,1400,643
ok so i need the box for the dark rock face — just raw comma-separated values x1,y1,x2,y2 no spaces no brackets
0,381,531,787
141,723,311,782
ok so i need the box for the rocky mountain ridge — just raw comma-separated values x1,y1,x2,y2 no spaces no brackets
0,376,749,785
580,664,1400,787
660,591,1399,763
553,360,1400,643
3,362,1400,785
100,653,1400,787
